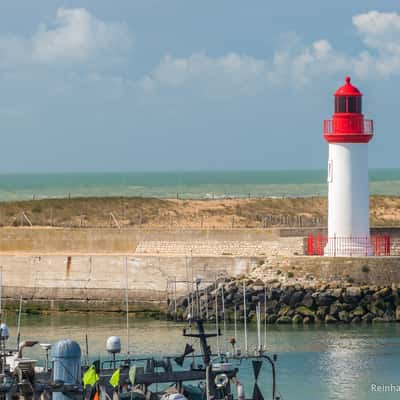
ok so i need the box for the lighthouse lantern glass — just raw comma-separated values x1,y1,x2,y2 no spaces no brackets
348,96,361,113
334,96,362,113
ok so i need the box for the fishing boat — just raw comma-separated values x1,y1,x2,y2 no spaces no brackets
0,317,281,400
0,276,283,399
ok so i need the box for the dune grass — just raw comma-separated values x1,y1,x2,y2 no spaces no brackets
0,195,397,228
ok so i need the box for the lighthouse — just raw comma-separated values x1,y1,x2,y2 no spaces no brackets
323,77,374,256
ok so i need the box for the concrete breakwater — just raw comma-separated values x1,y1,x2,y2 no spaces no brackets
1,253,400,313
168,278,400,324
0,254,254,313
1,227,400,313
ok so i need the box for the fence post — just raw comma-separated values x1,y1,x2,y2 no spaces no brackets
334,234,336,257
307,234,313,256
350,236,352,256
375,234,380,256
385,234,390,256
317,234,322,256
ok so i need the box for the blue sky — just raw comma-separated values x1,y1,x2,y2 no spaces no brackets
0,1,399,172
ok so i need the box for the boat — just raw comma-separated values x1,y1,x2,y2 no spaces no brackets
0,316,282,400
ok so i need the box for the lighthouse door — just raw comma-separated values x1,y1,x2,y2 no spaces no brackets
327,160,333,183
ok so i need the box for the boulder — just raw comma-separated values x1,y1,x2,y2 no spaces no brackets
316,306,328,320
360,294,372,305
351,305,366,318
225,293,234,302
383,309,395,322
276,316,292,324
303,316,313,324
267,314,277,324
373,287,392,299
315,293,335,306
360,286,372,295
287,309,296,318
329,302,346,317
295,306,315,319
325,315,338,324
233,292,244,302
265,300,278,313
292,314,303,324
362,313,374,323
330,288,343,299
368,303,384,317
252,281,265,290
343,287,361,303
268,288,281,301
396,306,400,322
346,286,361,297
251,295,260,303
289,291,304,307
280,288,295,305
278,305,290,317
338,310,350,323
351,316,362,323
302,292,314,308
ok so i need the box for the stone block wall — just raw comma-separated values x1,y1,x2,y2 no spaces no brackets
135,237,304,257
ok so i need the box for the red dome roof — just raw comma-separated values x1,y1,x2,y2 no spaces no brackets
334,76,362,96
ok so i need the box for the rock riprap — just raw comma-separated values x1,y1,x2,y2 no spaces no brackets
167,278,400,324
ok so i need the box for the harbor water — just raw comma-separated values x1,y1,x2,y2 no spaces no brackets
4,313,399,400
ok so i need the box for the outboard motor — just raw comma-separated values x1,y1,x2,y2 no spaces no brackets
52,339,81,400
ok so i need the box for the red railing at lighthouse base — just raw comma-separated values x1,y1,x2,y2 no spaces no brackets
307,234,390,256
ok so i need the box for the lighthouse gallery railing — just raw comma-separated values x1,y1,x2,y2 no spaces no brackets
323,119,374,135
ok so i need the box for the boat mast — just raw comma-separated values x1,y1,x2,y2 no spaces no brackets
125,256,130,355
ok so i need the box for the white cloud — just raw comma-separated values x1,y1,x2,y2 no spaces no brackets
142,53,266,94
353,10,400,43
2,8,400,95
0,7,133,67
142,38,347,93
352,10,400,78
143,10,400,93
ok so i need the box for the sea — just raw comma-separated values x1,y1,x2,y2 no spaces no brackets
1,169,400,201
4,314,399,400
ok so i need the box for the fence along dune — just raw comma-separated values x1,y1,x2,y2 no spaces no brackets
0,196,399,229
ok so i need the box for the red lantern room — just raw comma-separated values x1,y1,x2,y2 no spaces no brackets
323,76,373,143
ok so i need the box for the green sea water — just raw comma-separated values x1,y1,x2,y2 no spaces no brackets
1,169,400,201
3,314,400,400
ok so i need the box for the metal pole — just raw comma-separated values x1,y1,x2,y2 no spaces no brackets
243,282,248,353
256,303,261,352
264,287,267,351
221,285,226,352
234,305,237,344
174,277,177,320
205,288,209,321
215,286,220,356
0,268,2,321
125,256,130,355
16,296,22,351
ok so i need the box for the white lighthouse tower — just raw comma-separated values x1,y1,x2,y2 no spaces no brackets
323,77,374,256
